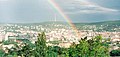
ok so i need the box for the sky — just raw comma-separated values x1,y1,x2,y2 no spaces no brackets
0,0,120,23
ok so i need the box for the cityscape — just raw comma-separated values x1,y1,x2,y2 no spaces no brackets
0,0,120,57
0,20,120,57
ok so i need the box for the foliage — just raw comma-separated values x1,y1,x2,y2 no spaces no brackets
47,41,61,45
0,49,5,57
110,49,120,56
17,43,34,57
4,33,112,57
68,36,110,57
33,32,47,57
2,40,18,45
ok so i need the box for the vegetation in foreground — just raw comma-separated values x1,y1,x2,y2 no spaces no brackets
0,32,120,57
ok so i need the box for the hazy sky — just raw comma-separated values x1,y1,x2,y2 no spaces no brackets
0,0,120,23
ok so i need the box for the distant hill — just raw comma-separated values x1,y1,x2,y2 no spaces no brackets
74,20,120,25
89,20,120,25
74,20,120,32
32,20,120,26
0,20,120,32
0,20,120,26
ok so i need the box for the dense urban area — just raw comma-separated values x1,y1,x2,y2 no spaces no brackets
0,21,120,57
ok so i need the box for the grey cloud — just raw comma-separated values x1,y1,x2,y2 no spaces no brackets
55,0,119,14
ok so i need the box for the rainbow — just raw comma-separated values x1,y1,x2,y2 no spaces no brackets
48,0,80,38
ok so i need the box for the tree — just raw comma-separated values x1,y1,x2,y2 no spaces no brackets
0,49,5,57
69,36,110,57
4,33,111,57
46,46,58,57
110,49,120,56
17,43,33,57
34,32,47,57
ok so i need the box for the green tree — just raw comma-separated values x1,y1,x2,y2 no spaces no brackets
17,43,33,57
46,46,58,57
0,49,5,57
34,32,47,57
69,36,110,57
110,49,120,56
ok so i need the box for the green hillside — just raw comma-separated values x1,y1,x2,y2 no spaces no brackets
74,20,120,32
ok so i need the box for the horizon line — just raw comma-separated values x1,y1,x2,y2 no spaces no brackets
0,20,120,24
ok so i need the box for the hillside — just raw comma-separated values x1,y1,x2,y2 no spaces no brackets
74,20,120,32
0,20,120,32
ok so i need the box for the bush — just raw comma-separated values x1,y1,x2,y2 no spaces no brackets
110,49,120,56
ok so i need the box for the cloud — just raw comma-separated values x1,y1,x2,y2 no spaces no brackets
0,0,14,2
0,0,119,23
0,0,9,1
55,0,119,14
